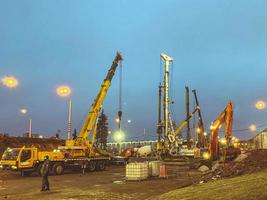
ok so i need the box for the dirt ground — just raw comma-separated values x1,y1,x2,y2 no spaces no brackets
200,149,267,182
154,169,267,200
0,165,202,200
1,149,267,200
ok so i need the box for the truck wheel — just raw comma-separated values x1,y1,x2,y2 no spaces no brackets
97,161,106,171
52,164,64,175
21,170,31,176
88,161,96,172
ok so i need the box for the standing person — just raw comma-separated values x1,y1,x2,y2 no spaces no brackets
40,155,50,191
81,162,86,175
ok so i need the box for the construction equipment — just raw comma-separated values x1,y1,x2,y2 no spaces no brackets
156,83,163,151
0,52,123,176
209,101,240,160
192,89,206,148
167,107,200,156
160,53,173,150
156,53,202,158
186,86,191,149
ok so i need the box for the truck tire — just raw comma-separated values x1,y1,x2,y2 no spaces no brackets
97,161,106,171
88,161,96,172
52,163,64,175
21,170,32,176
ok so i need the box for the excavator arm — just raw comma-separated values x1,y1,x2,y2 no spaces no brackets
209,101,233,159
77,52,123,145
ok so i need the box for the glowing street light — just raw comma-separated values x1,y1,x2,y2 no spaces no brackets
249,124,257,132
219,138,227,146
1,76,19,88
56,85,71,97
20,108,28,114
127,119,132,123
196,127,201,133
114,130,125,143
255,100,266,110
115,117,120,123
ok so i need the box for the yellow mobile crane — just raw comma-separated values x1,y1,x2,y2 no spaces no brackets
0,52,123,176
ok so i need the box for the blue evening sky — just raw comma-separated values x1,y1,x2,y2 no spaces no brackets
0,0,267,141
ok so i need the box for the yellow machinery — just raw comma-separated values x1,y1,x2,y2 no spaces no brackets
59,52,123,156
157,106,200,157
0,52,123,176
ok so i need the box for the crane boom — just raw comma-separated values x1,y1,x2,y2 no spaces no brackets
209,101,233,159
78,52,123,140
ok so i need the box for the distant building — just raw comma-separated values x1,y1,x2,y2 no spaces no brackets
0,133,9,138
239,139,254,150
106,140,157,152
22,132,43,138
253,129,267,149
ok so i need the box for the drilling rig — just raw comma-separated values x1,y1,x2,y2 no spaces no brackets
156,53,200,158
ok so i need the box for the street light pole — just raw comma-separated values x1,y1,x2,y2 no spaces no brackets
29,119,32,138
56,85,72,140
67,97,72,140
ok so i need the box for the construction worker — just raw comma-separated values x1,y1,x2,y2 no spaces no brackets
81,162,86,175
40,155,50,191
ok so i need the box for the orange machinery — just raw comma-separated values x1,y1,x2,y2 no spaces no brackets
209,101,240,160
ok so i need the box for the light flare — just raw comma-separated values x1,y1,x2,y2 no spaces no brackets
1,76,19,88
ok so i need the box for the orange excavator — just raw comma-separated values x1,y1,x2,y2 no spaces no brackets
209,101,240,160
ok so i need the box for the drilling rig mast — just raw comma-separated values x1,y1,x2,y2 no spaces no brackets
160,53,173,151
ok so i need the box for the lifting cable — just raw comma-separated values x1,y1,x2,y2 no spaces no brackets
159,56,163,84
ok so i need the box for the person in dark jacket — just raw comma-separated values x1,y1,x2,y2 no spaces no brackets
40,155,50,191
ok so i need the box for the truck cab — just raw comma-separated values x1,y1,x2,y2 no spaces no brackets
0,147,36,172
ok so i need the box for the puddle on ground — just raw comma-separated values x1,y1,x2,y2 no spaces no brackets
113,173,122,176
113,180,125,184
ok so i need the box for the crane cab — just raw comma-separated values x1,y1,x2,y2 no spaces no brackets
0,147,36,171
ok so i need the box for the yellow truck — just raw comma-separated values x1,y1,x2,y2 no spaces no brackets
0,52,123,176
1,147,63,175
0,146,108,176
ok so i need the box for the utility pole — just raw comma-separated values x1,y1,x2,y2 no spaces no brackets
186,86,191,148
160,53,173,149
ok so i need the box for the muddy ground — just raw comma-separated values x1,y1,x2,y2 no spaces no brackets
0,165,202,200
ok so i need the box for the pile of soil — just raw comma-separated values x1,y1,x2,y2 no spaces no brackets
201,149,267,182
0,136,64,157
